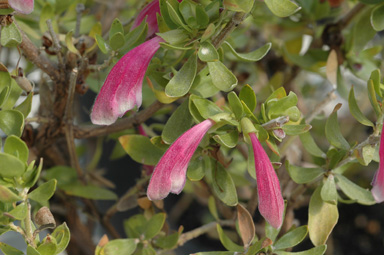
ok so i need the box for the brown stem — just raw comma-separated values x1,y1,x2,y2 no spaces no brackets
18,24,61,82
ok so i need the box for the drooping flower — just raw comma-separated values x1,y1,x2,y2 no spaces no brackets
131,0,160,38
9,0,34,14
249,133,284,229
147,119,215,200
91,36,164,125
371,125,384,203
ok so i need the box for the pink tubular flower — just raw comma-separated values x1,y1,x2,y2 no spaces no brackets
131,0,160,38
147,119,215,200
91,36,164,125
249,133,284,229
371,125,384,203
9,0,34,14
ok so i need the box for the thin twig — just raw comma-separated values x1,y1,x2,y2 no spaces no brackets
306,89,336,123
46,19,64,68
177,220,234,247
338,3,366,29
17,23,61,82
75,4,85,38
64,68,85,183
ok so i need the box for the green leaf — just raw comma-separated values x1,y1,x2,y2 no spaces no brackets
355,144,375,166
144,213,166,239
371,5,384,30
1,22,22,47
167,1,192,32
154,231,180,249
282,124,311,136
65,30,80,55
179,0,198,28
193,252,241,255
213,130,239,149
0,110,24,137
274,245,327,255
266,92,298,119
201,23,216,42
191,95,223,119
0,186,21,203
320,175,337,204
36,236,57,255
0,242,24,255
28,179,57,203
157,29,189,45
14,92,34,118
0,86,10,107
0,153,25,178
23,158,43,188
162,100,193,144
4,135,29,163
196,5,209,28
207,61,238,92
369,69,382,97
103,239,137,255
95,34,109,54
299,132,325,158
223,41,271,62
51,222,70,255
39,4,55,33
124,214,146,238
187,157,206,181
348,87,374,127
367,79,381,117
198,41,219,62
228,92,244,120
119,135,164,165
223,0,254,12
61,183,117,200
216,224,243,252
335,174,375,205
109,18,124,40
352,7,376,52
26,246,41,255
165,53,197,97
159,0,179,29
274,225,308,250
109,32,126,51
208,196,219,220
308,186,338,246
7,202,28,220
211,163,238,206
325,104,350,150
123,21,148,52
264,0,301,17
2,77,23,110
286,161,324,184
245,238,268,255
159,42,192,51
239,85,256,112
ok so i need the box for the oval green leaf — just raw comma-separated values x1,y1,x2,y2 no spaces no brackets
165,53,197,97
4,135,29,163
325,104,350,150
348,87,374,127
0,152,25,178
0,110,24,137
308,186,338,246
207,61,238,92
335,174,375,205
223,41,271,62
264,0,301,17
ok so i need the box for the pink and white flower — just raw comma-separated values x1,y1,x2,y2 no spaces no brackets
9,0,34,14
249,133,284,229
90,36,164,125
91,0,165,125
131,0,161,38
147,119,214,200
371,125,384,203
